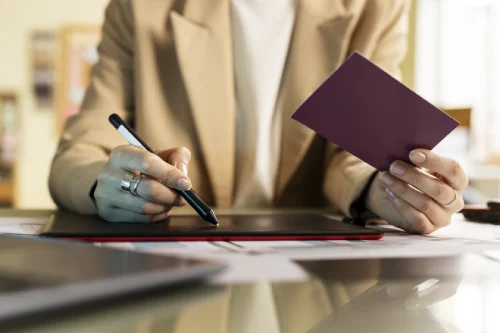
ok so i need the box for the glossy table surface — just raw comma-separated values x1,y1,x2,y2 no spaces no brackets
1,210,500,333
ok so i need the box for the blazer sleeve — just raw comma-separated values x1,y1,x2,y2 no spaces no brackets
49,0,135,214
323,0,410,216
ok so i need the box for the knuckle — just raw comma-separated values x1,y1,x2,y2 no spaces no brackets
441,216,452,227
449,160,462,178
96,204,112,220
153,211,171,222
94,186,106,201
109,151,120,165
408,170,423,185
96,170,109,184
141,153,156,171
150,182,166,202
395,183,409,196
422,224,436,234
163,166,178,183
140,201,155,215
173,194,184,207
432,183,447,201
429,152,441,168
110,145,128,161
411,215,432,234
420,199,436,216
109,148,120,160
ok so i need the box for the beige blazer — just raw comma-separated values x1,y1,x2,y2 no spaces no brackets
49,0,410,214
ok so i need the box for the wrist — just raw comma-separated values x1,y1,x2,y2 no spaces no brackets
350,171,379,218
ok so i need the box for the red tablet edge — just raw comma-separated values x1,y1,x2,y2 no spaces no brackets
67,234,384,242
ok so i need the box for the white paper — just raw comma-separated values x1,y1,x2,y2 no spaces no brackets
0,217,47,235
97,241,310,283
430,214,500,241
229,216,500,260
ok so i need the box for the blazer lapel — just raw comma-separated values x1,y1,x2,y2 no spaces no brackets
276,0,355,197
171,0,235,207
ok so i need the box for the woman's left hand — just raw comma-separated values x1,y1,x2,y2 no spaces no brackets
366,149,468,234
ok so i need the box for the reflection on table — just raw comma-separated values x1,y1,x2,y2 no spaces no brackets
6,254,500,333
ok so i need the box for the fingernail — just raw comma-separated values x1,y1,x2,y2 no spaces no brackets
386,189,402,207
176,162,188,175
177,178,191,190
381,173,395,186
410,150,426,164
390,162,406,176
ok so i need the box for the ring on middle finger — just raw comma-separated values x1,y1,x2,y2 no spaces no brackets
120,173,135,193
440,188,457,207
130,174,143,196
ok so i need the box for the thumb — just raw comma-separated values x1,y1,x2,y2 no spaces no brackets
157,147,191,176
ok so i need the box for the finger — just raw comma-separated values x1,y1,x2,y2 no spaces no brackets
109,191,173,215
151,211,172,222
409,149,468,192
157,147,191,175
98,206,155,223
97,205,171,223
135,176,186,206
101,169,186,206
97,168,136,190
385,189,437,234
109,145,191,190
110,209,170,223
98,170,186,206
380,172,452,228
388,161,460,210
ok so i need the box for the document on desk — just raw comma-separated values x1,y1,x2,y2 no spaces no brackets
0,217,47,235
231,216,500,260
96,241,310,283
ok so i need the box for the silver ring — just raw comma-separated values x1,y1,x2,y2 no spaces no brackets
120,174,134,193
130,174,143,196
441,189,457,206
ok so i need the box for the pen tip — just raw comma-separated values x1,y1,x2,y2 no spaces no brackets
206,210,219,226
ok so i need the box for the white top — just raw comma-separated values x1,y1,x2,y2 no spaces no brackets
231,0,296,207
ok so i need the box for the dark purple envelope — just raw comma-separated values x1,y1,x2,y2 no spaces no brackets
291,52,459,170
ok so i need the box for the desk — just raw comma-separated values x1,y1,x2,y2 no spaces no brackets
2,210,500,333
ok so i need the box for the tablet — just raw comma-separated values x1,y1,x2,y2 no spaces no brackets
0,234,225,325
40,211,383,242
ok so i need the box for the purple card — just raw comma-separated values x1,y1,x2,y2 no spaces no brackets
291,52,459,170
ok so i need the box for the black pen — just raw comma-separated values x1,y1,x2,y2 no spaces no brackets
108,114,219,226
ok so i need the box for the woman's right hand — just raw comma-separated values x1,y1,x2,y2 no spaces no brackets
94,145,192,222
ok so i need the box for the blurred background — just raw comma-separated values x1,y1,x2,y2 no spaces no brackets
0,0,498,209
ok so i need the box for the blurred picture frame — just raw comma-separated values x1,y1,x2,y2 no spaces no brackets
31,30,56,110
56,25,100,133
0,93,19,206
